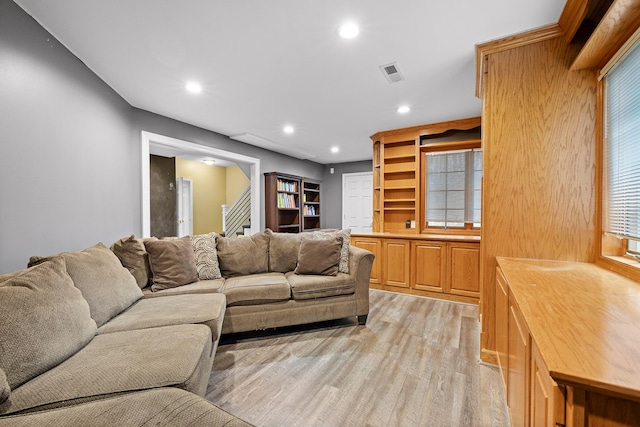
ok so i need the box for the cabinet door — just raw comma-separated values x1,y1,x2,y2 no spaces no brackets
509,304,530,427
447,242,480,297
530,341,564,427
412,241,446,292
382,239,410,288
496,268,509,391
351,237,381,286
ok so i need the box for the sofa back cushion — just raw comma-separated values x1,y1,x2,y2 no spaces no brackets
144,237,199,292
0,257,97,390
267,229,303,272
29,243,143,327
216,230,269,278
110,235,156,289
312,229,351,273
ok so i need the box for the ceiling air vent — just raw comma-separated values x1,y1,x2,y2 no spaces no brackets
379,62,404,84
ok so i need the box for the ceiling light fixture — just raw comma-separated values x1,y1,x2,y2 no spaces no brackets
338,22,359,39
331,146,340,153
397,105,411,114
203,159,215,166
283,125,294,134
185,81,202,94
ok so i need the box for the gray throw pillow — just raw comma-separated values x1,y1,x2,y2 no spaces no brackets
294,237,341,276
29,243,143,328
145,236,199,292
313,229,351,273
191,232,222,280
216,230,269,278
0,257,97,390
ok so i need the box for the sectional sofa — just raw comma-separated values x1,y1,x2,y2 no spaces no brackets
0,228,374,426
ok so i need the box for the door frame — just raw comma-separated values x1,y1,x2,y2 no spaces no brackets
175,177,193,237
342,171,373,231
141,131,261,237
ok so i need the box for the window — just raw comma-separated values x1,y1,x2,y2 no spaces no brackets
424,148,482,230
604,37,640,256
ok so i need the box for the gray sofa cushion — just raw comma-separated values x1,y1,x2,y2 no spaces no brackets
0,369,9,406
2,324,213,415
0,257,97,390
223,272,291,306
294,237,341,276
266,229,303,272
217,231,269,278
286,272,356,300
97,293,227,341
191,232,222,280
145,237,199,292
0,388,254,427
142,278,225,297
29,243,143,327
110,235,155,289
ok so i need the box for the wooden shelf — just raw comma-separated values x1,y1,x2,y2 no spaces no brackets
384,154,415,161
384,207,415,211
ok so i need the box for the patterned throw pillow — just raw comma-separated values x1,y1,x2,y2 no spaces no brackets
312,229,351,274
191,232,222,280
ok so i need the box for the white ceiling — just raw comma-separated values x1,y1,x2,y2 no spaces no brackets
14,0,565,164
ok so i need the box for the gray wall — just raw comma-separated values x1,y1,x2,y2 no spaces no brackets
0,0,326,273
0,0,137,273
322,161,373,229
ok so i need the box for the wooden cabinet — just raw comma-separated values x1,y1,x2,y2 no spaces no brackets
352,233,480,304
508,303,530,427
497,258,640,427
412,241,446,292
382,239,410,288
495,268,509,390
448,243,480,297
264,172,321,233
351,236,381,286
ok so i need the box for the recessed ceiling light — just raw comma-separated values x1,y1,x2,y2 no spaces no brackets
397,105,411,114
331,146,340,153
283,125,294,134
185,81,202,94
203,159,215,166
338,22,359,39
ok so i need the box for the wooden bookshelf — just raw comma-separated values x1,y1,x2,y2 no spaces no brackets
264,172,321,233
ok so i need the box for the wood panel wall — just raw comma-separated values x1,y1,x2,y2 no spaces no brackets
480,35,597,362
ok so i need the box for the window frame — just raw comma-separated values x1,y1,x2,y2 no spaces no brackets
419,139,482,235
597,34,640,282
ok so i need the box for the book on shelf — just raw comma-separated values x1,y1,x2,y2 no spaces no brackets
276,179,297,192
277,193,297,209
303,205,317,216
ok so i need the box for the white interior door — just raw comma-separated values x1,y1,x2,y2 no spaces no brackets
342,172,373,233
176,177,193,237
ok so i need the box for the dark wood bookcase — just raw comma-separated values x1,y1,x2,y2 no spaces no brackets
265,172,321,233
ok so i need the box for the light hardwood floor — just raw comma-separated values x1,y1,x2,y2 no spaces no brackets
206,290,510,427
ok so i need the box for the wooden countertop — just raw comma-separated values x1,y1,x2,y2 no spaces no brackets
497,257,640,400
351,232,480,243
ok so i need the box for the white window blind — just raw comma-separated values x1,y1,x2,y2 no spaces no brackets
605,38,640,243
425,149,482,228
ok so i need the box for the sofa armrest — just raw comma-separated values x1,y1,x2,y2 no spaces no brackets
347,245,375,318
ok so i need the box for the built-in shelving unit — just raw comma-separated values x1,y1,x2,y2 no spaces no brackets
302,180,321,231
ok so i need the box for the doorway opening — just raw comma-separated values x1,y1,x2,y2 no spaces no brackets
141,131,261,237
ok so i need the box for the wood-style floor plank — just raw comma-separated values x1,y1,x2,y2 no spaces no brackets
206,290,510,427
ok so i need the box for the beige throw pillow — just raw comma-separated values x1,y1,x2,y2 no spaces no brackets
216,230,269,278
294,237,341,276
145,237,199,292
191,232,222,280
29,243,143,328
0,257,97,390
313,229,351,273
266,229,303,272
